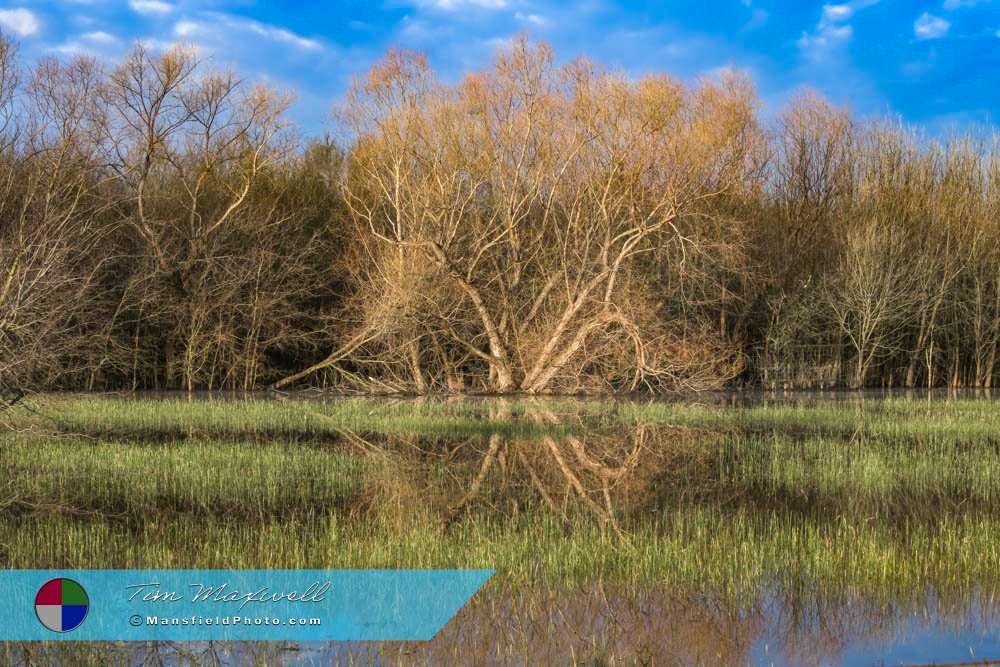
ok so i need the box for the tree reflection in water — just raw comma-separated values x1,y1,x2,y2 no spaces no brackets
5,590,999,665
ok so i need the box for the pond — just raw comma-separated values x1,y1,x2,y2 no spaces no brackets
1,392,999,664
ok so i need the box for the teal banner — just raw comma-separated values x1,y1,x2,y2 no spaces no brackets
0,569,493,640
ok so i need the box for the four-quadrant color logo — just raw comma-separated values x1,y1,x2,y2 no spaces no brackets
35,578,89,633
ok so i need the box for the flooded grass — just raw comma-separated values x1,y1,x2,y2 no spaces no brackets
2,393,1000,663
10,392,1000,441
0,436,366,520
2,509,998,597
7,395,584,440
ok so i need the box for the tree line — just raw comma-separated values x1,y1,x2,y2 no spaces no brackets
1,35,998,394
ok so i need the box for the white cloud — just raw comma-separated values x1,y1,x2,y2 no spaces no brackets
50,42,87,55
822,4,854,23
174,14,322,51
914,12,950,39
82,30,118,44
819,0,879,27
795,0,879,63
514,12,547,26
797,24,853,61
418,0,508,9
0,8,40,37
129,1,175,16
173,20,200,38
240,19,321,50
50,30,120,56
798,0,879,62
943,0,986,8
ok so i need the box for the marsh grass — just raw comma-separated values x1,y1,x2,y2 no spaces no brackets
0,436,367,520
2,509,996,598
5,395,585,441
3,394,1000,664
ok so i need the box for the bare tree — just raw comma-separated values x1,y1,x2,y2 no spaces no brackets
277,39,761,393
2,34,999,393
825,217,924,387
0,41,115,390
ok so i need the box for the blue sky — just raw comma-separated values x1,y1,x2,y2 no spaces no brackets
1,0,999,135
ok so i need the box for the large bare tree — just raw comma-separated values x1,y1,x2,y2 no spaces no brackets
277,39,761,393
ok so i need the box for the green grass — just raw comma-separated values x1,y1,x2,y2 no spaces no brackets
729,433,1000,507
5,394,585,439
0,510,996,598
5,394,1000,664
3,394,1000,594
0,435,366,520
11,392,1000,441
